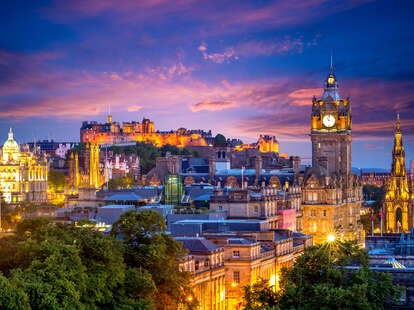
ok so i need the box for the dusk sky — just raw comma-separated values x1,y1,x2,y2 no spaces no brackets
1,0,414,169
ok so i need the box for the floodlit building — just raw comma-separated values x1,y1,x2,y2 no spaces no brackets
300,66,364,245
383,114,413,233
0,128,48,203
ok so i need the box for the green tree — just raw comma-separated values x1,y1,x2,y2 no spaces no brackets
213,134,227,146
244,240,401,310
0,217,127,309
0,273,30,310
48,170,67,192
111,210,193,309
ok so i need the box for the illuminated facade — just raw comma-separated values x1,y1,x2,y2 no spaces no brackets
233,135,279,153
0,129,48,203
384,115,413,233
301,66,364,244
81,116,209,147
68,143,103,190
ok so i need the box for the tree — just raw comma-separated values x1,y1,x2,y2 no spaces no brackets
244,240,401,310
0,273,30,310
0,217,127,309
111,210,193,309
48,170,67,192
213,134,227,146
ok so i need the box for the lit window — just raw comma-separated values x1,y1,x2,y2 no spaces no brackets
233,271,240,284
311,210,316,217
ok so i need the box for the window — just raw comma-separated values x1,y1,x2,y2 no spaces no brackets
254,206,258,213
204,259,209,267
233,271,240,284
218,205,223,212
195,261,199,271
233,250,240,258
322,210,327,217
311,210,316,217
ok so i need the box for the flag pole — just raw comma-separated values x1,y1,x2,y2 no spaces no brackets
371,209,375,236
380,209,383,236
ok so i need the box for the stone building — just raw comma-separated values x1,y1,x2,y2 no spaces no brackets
384,114,413,233
175,222,312,310
177,237,226,310
81,115,210,147
68,142,102,190
0,128,48,203
300,66,364,245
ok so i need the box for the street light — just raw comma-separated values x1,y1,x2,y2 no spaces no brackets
327,234,335,243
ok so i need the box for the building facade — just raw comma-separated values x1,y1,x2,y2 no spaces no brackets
81,115,210,147
384,115,413,233
301,67,364,244
0,129,48,203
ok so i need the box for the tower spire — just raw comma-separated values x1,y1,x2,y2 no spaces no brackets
330,53,333,72
396,112,400,132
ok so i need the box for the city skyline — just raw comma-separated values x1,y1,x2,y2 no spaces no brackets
1,0,414,168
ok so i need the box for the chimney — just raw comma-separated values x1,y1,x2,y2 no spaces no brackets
209,155,215,183
290,156,301,174
255,155,262,185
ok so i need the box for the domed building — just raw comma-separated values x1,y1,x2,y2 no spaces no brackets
0,128,48,203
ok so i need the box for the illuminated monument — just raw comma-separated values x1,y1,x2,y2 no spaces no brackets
80,115,209,147
300,65,364,244
0,128,48,203
68,142,102,191
384,114,413,232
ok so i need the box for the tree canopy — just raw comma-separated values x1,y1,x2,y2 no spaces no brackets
244,240,401,310
213,134,227,146
0,213,193,309
110,210,194,309
48,170,67,192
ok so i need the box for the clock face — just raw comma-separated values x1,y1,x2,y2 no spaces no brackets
323,114,336,127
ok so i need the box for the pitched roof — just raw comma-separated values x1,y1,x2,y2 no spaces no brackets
103,192,144,201
175,237,221,253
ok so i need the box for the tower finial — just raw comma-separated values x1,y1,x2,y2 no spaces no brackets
396,112,400,131
330,53,333,72
8,128,13,140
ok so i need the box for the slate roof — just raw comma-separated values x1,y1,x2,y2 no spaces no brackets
175,237,221,253
103,193,145,201
228,238,256,245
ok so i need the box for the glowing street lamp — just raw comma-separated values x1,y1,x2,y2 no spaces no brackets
327,234,335,243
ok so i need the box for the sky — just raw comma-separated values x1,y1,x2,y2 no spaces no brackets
1,0,414,169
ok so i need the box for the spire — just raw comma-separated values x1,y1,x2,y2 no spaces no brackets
330,53,333,73
397,112,400,132
8,128,13,140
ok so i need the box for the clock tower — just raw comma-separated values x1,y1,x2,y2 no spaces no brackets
311,66,352,176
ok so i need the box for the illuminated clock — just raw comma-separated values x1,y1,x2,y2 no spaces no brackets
323,114,336,127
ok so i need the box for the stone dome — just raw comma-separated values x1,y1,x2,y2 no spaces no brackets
3,128,19,161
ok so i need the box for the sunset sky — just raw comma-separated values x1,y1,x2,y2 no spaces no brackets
1,0,414,168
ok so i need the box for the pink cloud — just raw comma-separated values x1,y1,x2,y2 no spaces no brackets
127,105,142,112
288,88,323,106
198,42,238,63
191,100,235,112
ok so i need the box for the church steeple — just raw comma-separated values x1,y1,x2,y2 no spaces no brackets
322,58,340,101
394,113,403,153
385,113,411,232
